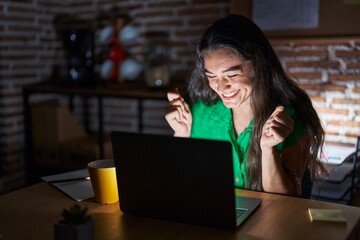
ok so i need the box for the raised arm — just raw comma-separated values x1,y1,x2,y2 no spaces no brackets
260,106,309,195
165,88,192,137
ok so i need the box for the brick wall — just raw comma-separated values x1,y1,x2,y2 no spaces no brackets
0,0,229,192
0,0,359,193
0,0,69,192
272,38,360,145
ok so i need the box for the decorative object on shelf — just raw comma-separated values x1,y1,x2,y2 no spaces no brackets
53,14,96,87
119,25,139,46
96,9,141,84
54,204,94,240
62,29,95,86
99,59,114,80
144,31,171,88
120,58,142,81
98,25,113,45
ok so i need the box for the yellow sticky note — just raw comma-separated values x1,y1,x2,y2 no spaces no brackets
308,208,346,223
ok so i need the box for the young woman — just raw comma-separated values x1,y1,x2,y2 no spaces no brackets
165,14,325,197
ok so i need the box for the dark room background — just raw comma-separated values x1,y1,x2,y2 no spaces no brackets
0,0,359,193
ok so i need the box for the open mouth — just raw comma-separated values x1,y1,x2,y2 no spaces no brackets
222,90,239,100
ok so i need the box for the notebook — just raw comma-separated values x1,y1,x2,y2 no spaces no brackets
111,131,262,229
41,168,93,201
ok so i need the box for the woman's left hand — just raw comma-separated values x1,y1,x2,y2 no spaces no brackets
260,106,294,148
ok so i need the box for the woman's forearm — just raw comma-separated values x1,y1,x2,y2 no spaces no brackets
261,146,296,195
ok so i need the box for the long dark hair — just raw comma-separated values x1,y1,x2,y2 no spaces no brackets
188,14,325,194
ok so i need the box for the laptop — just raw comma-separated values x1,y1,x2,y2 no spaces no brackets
111,131,262,229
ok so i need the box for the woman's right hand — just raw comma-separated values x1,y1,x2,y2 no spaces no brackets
165,88,192,137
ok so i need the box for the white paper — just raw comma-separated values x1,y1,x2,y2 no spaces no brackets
252,0,320,31
42,169,94,201
320,145,355,165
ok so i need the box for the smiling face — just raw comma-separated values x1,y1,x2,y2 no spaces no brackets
204,48,254,110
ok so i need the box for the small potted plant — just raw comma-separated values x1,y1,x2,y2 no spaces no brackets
54,204,94,240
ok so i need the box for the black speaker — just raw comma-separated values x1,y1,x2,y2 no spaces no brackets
61,29,96,86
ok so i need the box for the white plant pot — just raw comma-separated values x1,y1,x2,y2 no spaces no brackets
54,219,94,240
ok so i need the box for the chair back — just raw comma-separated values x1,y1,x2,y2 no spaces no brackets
301,169,313,198
349,136,360,203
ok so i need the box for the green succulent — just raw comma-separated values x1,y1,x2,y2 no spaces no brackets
60,204,91,226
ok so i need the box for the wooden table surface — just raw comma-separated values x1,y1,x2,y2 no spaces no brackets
0,182,359,240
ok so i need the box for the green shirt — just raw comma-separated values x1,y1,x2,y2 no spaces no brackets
190,100,307,188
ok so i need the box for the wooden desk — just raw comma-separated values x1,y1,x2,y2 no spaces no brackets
0,183,359,240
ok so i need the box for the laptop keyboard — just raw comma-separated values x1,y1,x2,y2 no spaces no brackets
236,208,247,219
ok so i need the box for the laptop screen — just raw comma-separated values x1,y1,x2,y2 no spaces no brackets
111,131,260,228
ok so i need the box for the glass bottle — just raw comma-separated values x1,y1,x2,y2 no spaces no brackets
144,32,170,88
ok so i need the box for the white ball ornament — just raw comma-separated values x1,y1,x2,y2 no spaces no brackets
120,59,142,81
119,25,139,46
98,25,113,45
100,59,114,80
